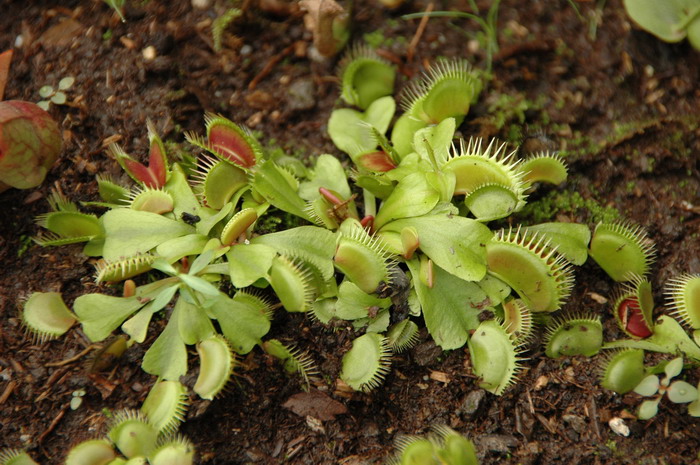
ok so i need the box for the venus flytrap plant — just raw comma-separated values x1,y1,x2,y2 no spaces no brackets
263,339,319,390
611,275,655,338
386,426,479,465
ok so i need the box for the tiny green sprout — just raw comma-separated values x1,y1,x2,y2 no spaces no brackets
599,349,646,394
634,357,699,420
263,339,319,389
37,76,74,110
338,44,396,110
500,299,534,343
589,221,656,282
468,319,523,395
386,319,420,353
611,275,654,338
544,314,603,358
334,220,393,294
486,227,574,312
665,273,700,329
21,291,76,343
34,190,101,247
401,58,482,125
0,449,38,465
140,381,188,435
442,138,526,221
340,332,392,392
185,114,261,169
108,410,159,459
518,151,568,187
64,439,117,465
193,335,236,400
70,389,86,410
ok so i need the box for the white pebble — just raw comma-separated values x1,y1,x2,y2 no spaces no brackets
608,417,630,437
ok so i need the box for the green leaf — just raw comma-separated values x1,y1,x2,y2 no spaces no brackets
664,356,684,379
336,281,391,320
156,234,209,263
251,226,336,281
667,380,699,403
165,163,200,219
122,284,179,342
634,375,660,396
101,209,194,262
380,214,492,282
196,203,234,236
406,259,482,350
74,294,146,342
525,222,591,266
328,96,395,157
299,154,352,201
604,316,700,362
226,243,276,287
209,293,271,354
373,172,441,230
252,160,310,221
623,0,693,42
176,294,215,345
637,398,660,420
413,118,455,167
178,274,220,296
142,311,188,381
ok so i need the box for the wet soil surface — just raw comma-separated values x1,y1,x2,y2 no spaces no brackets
1,0,700,464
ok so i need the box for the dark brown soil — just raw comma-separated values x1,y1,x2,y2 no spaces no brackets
1,0,700,464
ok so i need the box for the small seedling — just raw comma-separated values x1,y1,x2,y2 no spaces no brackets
633,357,699,419
37,77,74,110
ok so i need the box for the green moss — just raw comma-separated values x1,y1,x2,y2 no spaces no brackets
517,190,620,224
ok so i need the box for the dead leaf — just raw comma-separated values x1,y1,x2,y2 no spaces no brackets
282,389,347,421
38,18,84,48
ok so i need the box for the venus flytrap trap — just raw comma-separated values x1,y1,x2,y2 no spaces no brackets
385,426,479,465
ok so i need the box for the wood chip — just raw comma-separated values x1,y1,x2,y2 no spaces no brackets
588,292,608,304
429,370,450,384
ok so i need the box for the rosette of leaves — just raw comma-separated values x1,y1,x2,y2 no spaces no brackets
632,357,700,420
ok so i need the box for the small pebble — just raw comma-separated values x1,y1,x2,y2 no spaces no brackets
142,46,157,61
240,44,253,56
609,417,630,437
191,0,211,9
